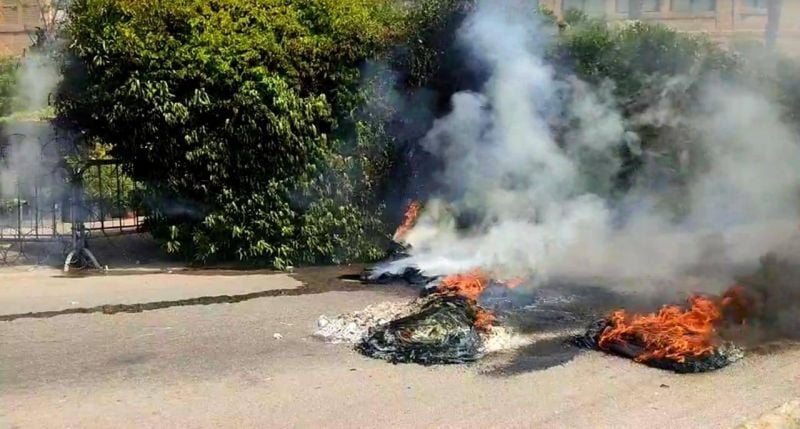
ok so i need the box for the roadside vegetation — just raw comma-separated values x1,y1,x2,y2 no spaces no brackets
47,0,800,268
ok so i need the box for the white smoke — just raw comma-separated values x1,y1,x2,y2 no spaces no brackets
373,1,800,286
0,52,62,227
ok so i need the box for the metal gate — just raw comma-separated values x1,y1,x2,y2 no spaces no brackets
0,123,146,266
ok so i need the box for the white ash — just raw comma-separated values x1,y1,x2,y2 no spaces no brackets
314,299,418,344
314,298,533,353
480,326,532,353
481,327,584,354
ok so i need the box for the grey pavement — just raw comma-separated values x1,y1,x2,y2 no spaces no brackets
0,267,300,315
1,267,798,428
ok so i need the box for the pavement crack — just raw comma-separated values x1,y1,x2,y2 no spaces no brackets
0,287,308,321
0,266,408,322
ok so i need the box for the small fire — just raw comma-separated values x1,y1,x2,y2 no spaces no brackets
437,269,489,301
502,277,525,289
436,270,493,332
434,270,523,332
597,287,749,363
473,309,496,332
393,201,421,242
720,284,754,324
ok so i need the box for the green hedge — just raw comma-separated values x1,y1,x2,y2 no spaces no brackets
57,0,405,267
551,20,739,104
0,57,18,116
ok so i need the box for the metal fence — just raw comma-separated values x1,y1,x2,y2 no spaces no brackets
0,124,146,266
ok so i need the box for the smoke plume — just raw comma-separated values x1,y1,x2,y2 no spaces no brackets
0,52,63,229
374,1,800,288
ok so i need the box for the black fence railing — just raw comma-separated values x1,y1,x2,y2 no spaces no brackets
72,158,146,236
0,121,146,267
0,158,146,243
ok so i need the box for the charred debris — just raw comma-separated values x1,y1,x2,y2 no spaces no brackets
355,204,794,373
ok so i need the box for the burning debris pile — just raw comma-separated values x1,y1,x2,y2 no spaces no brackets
341,237,799,373
357,294,485,364
574,288,748,373
361,201,436,286
314,293,531,357
342,200,800,373
326,124,800,372
318,231,533,365
351,201,751,371
363,266,433,286
356,269,527,364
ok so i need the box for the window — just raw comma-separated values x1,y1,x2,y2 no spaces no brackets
562,0,606,16
1,0,20,26
616,0,661,13
743,0,767,9
22,3,41,25
671,0,716,12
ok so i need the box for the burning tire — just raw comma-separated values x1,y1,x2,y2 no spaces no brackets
573,291,747,373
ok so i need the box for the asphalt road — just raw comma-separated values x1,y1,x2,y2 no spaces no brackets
1,267,799,428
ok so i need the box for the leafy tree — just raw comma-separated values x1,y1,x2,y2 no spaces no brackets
57,0,404,267
0,57,19,116
562,8,589,26
535,4,558,25
394,0,473,89
61,0,800,267
551,21,738,101
565,22,745,219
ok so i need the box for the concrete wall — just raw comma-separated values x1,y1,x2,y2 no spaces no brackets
539,0,800,56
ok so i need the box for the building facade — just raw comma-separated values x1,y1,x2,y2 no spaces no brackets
0,0,46,56
541,0,800,54
0,1,799,56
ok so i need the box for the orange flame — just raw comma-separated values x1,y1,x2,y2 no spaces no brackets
597,286,749,363
436,269,490,301
435,270,520,332
502,278,524,289
473,310,496,332
720,284,753,324
393,201,421,241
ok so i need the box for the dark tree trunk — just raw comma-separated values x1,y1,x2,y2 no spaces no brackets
766,0,783,50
